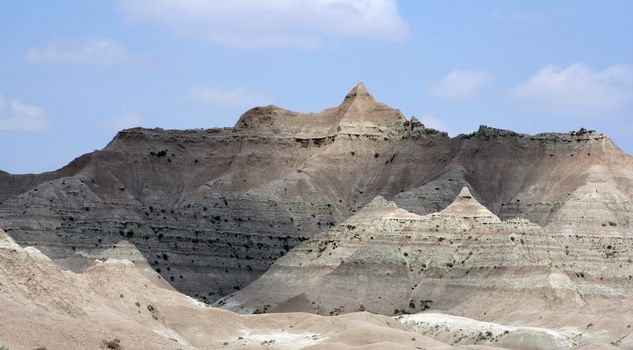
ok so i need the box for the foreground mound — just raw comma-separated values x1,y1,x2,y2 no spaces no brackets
0,229,517,350
3,229,628,349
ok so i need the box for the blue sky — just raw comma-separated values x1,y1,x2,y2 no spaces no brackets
1,0,632,174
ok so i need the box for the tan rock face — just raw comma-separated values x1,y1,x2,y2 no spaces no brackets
2,229,463,350
234,83,407,138
0,83,631,304
0,227,626,349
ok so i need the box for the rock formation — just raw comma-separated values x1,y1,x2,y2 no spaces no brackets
216,188,556,315
0,83,632,305
3,228,588,350
217,188,633,347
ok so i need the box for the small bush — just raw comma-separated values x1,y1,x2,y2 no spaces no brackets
102,338,121,350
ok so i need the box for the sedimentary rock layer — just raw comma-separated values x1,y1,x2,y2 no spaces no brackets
1,83,631,301
217,189,633,346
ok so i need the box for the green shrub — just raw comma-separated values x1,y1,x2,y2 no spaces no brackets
102,338,121,350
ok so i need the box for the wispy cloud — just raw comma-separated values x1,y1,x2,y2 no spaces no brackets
102,112,143,131
116,0,408,49
190,86,271,109
26,38,135,65
510,63,633,118
0,95,49,132
428,70,493,101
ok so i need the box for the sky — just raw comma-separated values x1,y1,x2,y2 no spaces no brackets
1,0,632,174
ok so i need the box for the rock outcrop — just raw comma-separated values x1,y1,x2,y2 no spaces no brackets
234,82,411,138
0,83,632,303
216,189,633,346
5,227,583,350
216,188,566,315
2,228,631,349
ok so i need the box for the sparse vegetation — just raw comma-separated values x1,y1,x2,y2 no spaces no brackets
474,330,494,343
149,149,167,157
146,304,159,320
253,304,271,314
261,339,276,346
102,338,121,350
420,299,433,311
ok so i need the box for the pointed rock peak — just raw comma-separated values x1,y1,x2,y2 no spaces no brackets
344,82,372,100
336,82,405,135
437,187,500,221
457,187,473,199
365,195,398,210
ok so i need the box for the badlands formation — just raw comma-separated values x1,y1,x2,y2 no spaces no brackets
1,83,633,349
0,228,462,350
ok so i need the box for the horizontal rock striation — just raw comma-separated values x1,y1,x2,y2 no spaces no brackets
218,188,633,321
1,83,632,302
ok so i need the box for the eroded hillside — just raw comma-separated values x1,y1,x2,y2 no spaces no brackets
1,83,631,302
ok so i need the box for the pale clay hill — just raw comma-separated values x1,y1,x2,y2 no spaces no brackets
0,83,632,348
0,228,458,350
0,198,629,349
217,187,633,345
1,228,588,350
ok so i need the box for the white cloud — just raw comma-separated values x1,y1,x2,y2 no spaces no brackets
510,63,633,118
0,95,49,132
26,38,134,65
102,112,143,131
428,70,493,100
116,0,408,48
190,86,271,109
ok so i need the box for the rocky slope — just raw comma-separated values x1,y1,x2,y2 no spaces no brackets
3,228,578,350
217,188,633,347
0,83,631,302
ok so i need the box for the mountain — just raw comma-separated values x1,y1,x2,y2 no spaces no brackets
1,83,632,304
